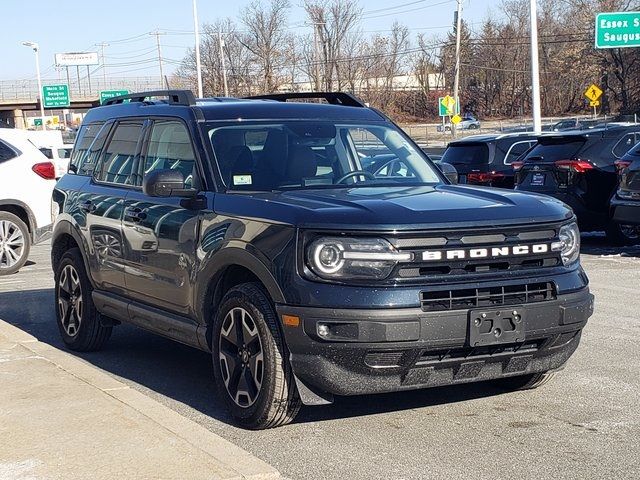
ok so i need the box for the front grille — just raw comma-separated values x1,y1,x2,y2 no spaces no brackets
385,223,563,283
420,282,556,311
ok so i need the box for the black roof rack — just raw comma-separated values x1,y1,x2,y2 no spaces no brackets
103,90,196,106
244,92,366,108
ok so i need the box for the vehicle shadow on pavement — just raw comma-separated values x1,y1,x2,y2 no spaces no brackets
0,287,511,426
580,234,640,257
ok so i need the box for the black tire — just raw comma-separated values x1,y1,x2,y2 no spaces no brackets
492,372,555,391
212,282,301,429
0,211,31,276
54,248,112,351
605,221,640,246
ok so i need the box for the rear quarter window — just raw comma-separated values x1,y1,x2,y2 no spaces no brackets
70,122,105,175
0,140,18,163
441,143,489,165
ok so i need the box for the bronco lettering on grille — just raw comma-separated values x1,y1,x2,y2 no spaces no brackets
421,244,550,261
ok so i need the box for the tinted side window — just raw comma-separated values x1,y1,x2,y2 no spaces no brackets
143,120,197,187
95,122,143,185
70,122,105,175
0,140,17,163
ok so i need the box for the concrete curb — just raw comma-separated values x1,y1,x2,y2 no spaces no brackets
0,320,280,480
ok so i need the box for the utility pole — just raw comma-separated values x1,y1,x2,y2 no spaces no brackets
151,30,166,89
452,0,463,137
218,31,229,97
192,0,203,97
96,42,109,89
529,0,542,134
312,23,323,92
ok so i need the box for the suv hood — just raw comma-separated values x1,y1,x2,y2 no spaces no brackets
215,185,573,230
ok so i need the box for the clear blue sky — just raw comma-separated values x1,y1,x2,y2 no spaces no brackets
1,0,494,81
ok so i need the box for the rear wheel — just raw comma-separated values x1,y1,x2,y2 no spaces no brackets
492,372,555,391
212,282,300,429
55,248,112,351
605,221,640,246
0,212,30,276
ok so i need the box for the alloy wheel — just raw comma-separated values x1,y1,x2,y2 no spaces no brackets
218,307,264,408
58,265,83,337
0,220,25,270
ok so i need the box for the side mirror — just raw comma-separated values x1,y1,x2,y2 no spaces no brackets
142,169,196,198
438,162,458,184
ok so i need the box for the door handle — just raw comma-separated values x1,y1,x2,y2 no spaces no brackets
124,207,147,222
79,200,96,213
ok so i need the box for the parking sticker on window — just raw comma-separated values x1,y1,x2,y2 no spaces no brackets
233,175,253,185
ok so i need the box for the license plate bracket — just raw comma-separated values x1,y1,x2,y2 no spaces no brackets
531,173,545,186
469,308,525,347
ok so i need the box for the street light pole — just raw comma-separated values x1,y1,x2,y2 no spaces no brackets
22,41,45,130
192,0,203,98
530,0,542,134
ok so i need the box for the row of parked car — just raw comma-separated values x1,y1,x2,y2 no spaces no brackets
439,125,640,244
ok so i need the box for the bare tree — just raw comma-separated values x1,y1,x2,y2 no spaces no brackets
304,0,362,90
240,0,291,92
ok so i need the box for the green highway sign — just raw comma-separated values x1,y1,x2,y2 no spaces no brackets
595,11,640,49
100,90,129,104
34,118,43,127
42,84,70,108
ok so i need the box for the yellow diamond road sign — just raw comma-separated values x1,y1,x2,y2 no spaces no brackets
451,114,462,125
441,95,456,114
584,84,602,102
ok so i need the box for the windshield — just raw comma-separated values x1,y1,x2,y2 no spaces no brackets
205,121,441,191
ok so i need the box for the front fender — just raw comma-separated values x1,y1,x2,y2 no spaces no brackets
194,243,286,323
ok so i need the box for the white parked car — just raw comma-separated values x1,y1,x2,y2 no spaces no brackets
39,144,73,178
0,129,56,274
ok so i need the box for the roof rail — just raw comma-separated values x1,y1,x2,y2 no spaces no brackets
103,90,196,106
244,92,367,108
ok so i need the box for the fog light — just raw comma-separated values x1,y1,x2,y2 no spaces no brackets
317,324,330,337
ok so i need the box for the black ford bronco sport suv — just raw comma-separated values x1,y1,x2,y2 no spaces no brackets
51,90,594,429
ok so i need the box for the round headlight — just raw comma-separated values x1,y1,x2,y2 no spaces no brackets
312,242,345,274
557,223,580,265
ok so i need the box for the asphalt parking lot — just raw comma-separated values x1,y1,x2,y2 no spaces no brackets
1,237,639,480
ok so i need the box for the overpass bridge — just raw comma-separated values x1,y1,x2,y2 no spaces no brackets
0,76,165,128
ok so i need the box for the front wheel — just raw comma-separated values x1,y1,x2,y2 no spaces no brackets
212,283,300,429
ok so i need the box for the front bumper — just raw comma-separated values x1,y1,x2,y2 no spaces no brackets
611,196,640,225
277,288,593,400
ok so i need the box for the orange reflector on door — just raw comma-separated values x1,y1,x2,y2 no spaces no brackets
282,315,300,327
